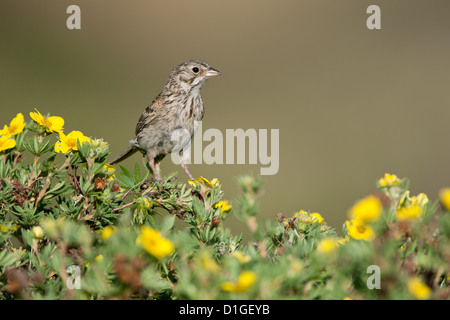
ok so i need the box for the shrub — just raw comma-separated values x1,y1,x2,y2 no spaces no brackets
0,111,449,299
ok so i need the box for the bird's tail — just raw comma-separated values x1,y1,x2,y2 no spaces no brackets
108,147,138,165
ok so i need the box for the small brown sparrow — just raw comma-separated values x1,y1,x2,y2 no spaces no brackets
109,60,221,181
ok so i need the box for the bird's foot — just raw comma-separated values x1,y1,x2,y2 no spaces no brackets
150,172,164,187
181,163,194,180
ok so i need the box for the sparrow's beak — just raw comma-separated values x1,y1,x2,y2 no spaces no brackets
205,67,221,77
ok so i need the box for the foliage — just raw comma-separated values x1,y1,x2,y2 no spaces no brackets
0,112,449,300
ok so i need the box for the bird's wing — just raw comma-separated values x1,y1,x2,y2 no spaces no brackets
135,97,165,136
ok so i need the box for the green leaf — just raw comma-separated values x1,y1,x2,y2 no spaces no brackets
116,173,134,189
78,139,91,159
119,165,133,180
134,162,140,182
0,250,17,268
160,215,176,234
14,130,28,152
21,229,34,248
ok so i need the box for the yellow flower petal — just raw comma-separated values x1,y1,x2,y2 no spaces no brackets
215,201,232,213
294,210,325,225
0,136,16,152
231,251,251,264
55,130,90,153
221,271,257,293
103,164,116,181
136,226,174,260
0,113,26,138
310,212,324,224
0,125,7,137
396,205,422,221
349,195,382,224
345,219,375,241
30,109,64,133
439,188,450,211
199,251,221,273
412,193,429,207
317,237,337,254
47,116,64,133
29,109,44,124
378,173,401,187
408,277,431,300
189,176,219,188
101,226,115,241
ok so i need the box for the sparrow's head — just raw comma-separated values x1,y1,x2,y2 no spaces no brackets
167,60,221,93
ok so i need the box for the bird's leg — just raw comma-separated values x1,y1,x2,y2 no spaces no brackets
147,156,163,184
181,162,194,180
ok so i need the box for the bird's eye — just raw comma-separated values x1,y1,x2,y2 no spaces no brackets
192,67,199,73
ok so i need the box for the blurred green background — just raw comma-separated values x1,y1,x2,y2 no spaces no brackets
1,1,450,237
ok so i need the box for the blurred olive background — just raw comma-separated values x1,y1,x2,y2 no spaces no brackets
1,1,450,237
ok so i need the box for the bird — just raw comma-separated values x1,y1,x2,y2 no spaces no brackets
108,60,221,182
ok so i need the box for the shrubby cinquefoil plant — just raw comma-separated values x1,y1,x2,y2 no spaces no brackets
0,111,449,299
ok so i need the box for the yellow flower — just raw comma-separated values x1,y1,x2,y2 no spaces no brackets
410,193,429,207
101,226,115,241
136,226,174,260
345,219,375,241
317,237,337,254
188,176,219,188
89,138,108,148
103,164,116,181
0,136,16,152
95,255,104,263
199,251,220,273
55,131,90,153
293,210,326,225
408,277,431,300
349,195,382,224
439,188,450,211
396,205,422,221
0,224,19,233
295,210,321,224
215,201,232,213
221,271,257,293
289,259,303,273
30,109,64,133
0,113,26,138
42,219,56,231
310,212,324,224
399,191,429,210
293,210,305,219
231,251,251,264
378,173,401,187
32,226,44,239
294,210,307,218
141,197,152,208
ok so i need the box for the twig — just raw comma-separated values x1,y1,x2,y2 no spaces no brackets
68,165,82,196
120,179,149,201
34,159,70,208
34,175,51,208
112,201,136,213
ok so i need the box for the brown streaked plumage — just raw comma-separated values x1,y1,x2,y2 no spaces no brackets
109,60,221,182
